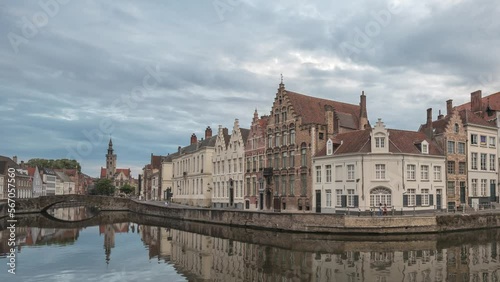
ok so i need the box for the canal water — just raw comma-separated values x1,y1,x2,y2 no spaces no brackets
0,208,499,281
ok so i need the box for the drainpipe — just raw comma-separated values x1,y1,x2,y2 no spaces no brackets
361,155,364,201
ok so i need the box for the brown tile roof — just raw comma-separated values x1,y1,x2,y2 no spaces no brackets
458,109,497,128
457,91,500,112
419,115,452,135
240,128,250,144
285,91,361,127
317,128,443,157
100,168,131,178
151,155,162,170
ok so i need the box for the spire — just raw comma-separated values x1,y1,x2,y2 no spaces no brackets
253,108,259,121
279,73,285,89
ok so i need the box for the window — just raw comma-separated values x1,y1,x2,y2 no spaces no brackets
459,162,466,174
480,135,487,146
290,129,295,145
252,178,257,196
458,142,465,154
281,176,286,196
347,165,355,180
490,154,496,171
282,152,287,168
319,132,324,140
275,133,281,147
369,187,392,207
447,141,455,154
447,161,455,174
454,123,459,133
490,136,496,147
481,179,487,196
481,153,487,170
422,143,428,154
407,164,416,180
375,164,386,180
289,175,294,195
327,139,333,155
407,189,416,206
283,132,288,146
258,156,262,170
472,179,477,197
336,189,343,206
471,153,478,170
253,157,257,171
316,166,321,183
301,145,307,166
274,153,279,169
347,189,355,207
268,134,273,148
447,181,455,197
433,166,441,181
471,134,478,145
375,137,385,148
246,178,250,196
422,189,429,206
289,151,295,167
326,190,332,207
421,165,429,181
325,165,332,182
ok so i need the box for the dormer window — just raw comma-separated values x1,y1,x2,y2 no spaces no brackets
419,140,429,154
375,137,385,148
327,139,333,155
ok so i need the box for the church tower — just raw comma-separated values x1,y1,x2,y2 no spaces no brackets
106,138,117,179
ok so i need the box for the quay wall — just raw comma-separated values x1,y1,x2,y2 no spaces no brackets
6,195,500,234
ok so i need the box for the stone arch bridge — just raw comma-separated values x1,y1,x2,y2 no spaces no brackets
0,195,133,216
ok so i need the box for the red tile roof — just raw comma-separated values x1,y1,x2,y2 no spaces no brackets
457,91,500,111
458,109,497,128
285,91,361,128
317,128,443,156
100,168,131,178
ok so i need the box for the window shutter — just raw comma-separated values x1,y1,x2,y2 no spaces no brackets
341,195,347,207
403,195,408,207
416,195,422,206
353,195,359,208
429,195,434,206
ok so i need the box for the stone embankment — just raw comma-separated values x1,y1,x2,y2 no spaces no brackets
1,195,500,234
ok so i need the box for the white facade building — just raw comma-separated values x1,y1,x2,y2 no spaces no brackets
212,120,249,209
313,119,446,214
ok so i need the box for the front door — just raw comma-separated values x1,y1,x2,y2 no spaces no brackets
229,188,234,206
315,190,321,213
491,182,497,202
436,189,442,210
273,197,281,212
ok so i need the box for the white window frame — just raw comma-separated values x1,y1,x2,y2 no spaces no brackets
421,165,429,181
325,165,332,183
326,190,332,207
421,189,429,206
433,166,441,181
375,164,386,180
407,164,416,180
315,166,321,183
347,165,355,180
335,189,343,207
408,188,416,207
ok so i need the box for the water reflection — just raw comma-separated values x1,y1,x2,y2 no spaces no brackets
45,205,99,221
1,211,500,282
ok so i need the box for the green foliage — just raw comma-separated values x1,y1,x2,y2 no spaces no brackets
27,158,81,172
91,178,116,196
119,184,134,195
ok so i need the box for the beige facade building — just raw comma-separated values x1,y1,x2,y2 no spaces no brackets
172,127,216,207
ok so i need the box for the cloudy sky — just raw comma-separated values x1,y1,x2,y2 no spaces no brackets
1,0,500,178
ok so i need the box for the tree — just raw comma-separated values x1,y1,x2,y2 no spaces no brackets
91,178,116,196
26,158,81,172
119,184,134,195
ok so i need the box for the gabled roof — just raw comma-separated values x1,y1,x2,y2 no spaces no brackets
285,90,361,127
55,171,72,182
457,91,500,112
100,168,131,178
240,128,250,145
317,128,443,157
176,135,218,156
419,115,453,135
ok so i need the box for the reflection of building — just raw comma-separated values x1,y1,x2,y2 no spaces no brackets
99,223,129,264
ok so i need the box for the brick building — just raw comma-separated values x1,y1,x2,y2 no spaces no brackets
265,81,369,212
244,110,269,210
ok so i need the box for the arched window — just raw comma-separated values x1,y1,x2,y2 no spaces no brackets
370,187,392,207
290,128,296,145
301,143,307,166
327,139,333,155
454,123,459,134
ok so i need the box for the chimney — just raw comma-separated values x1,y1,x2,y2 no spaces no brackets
426,108,432,125
20,160,25,168
438,110,444,120
178,146,181,154
205,126,212,139
446,99,453,115
190,133,197,145
223,127,229,137
471,90,482,113
324,105,334,135
359,91,368,129
12,156,17,164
